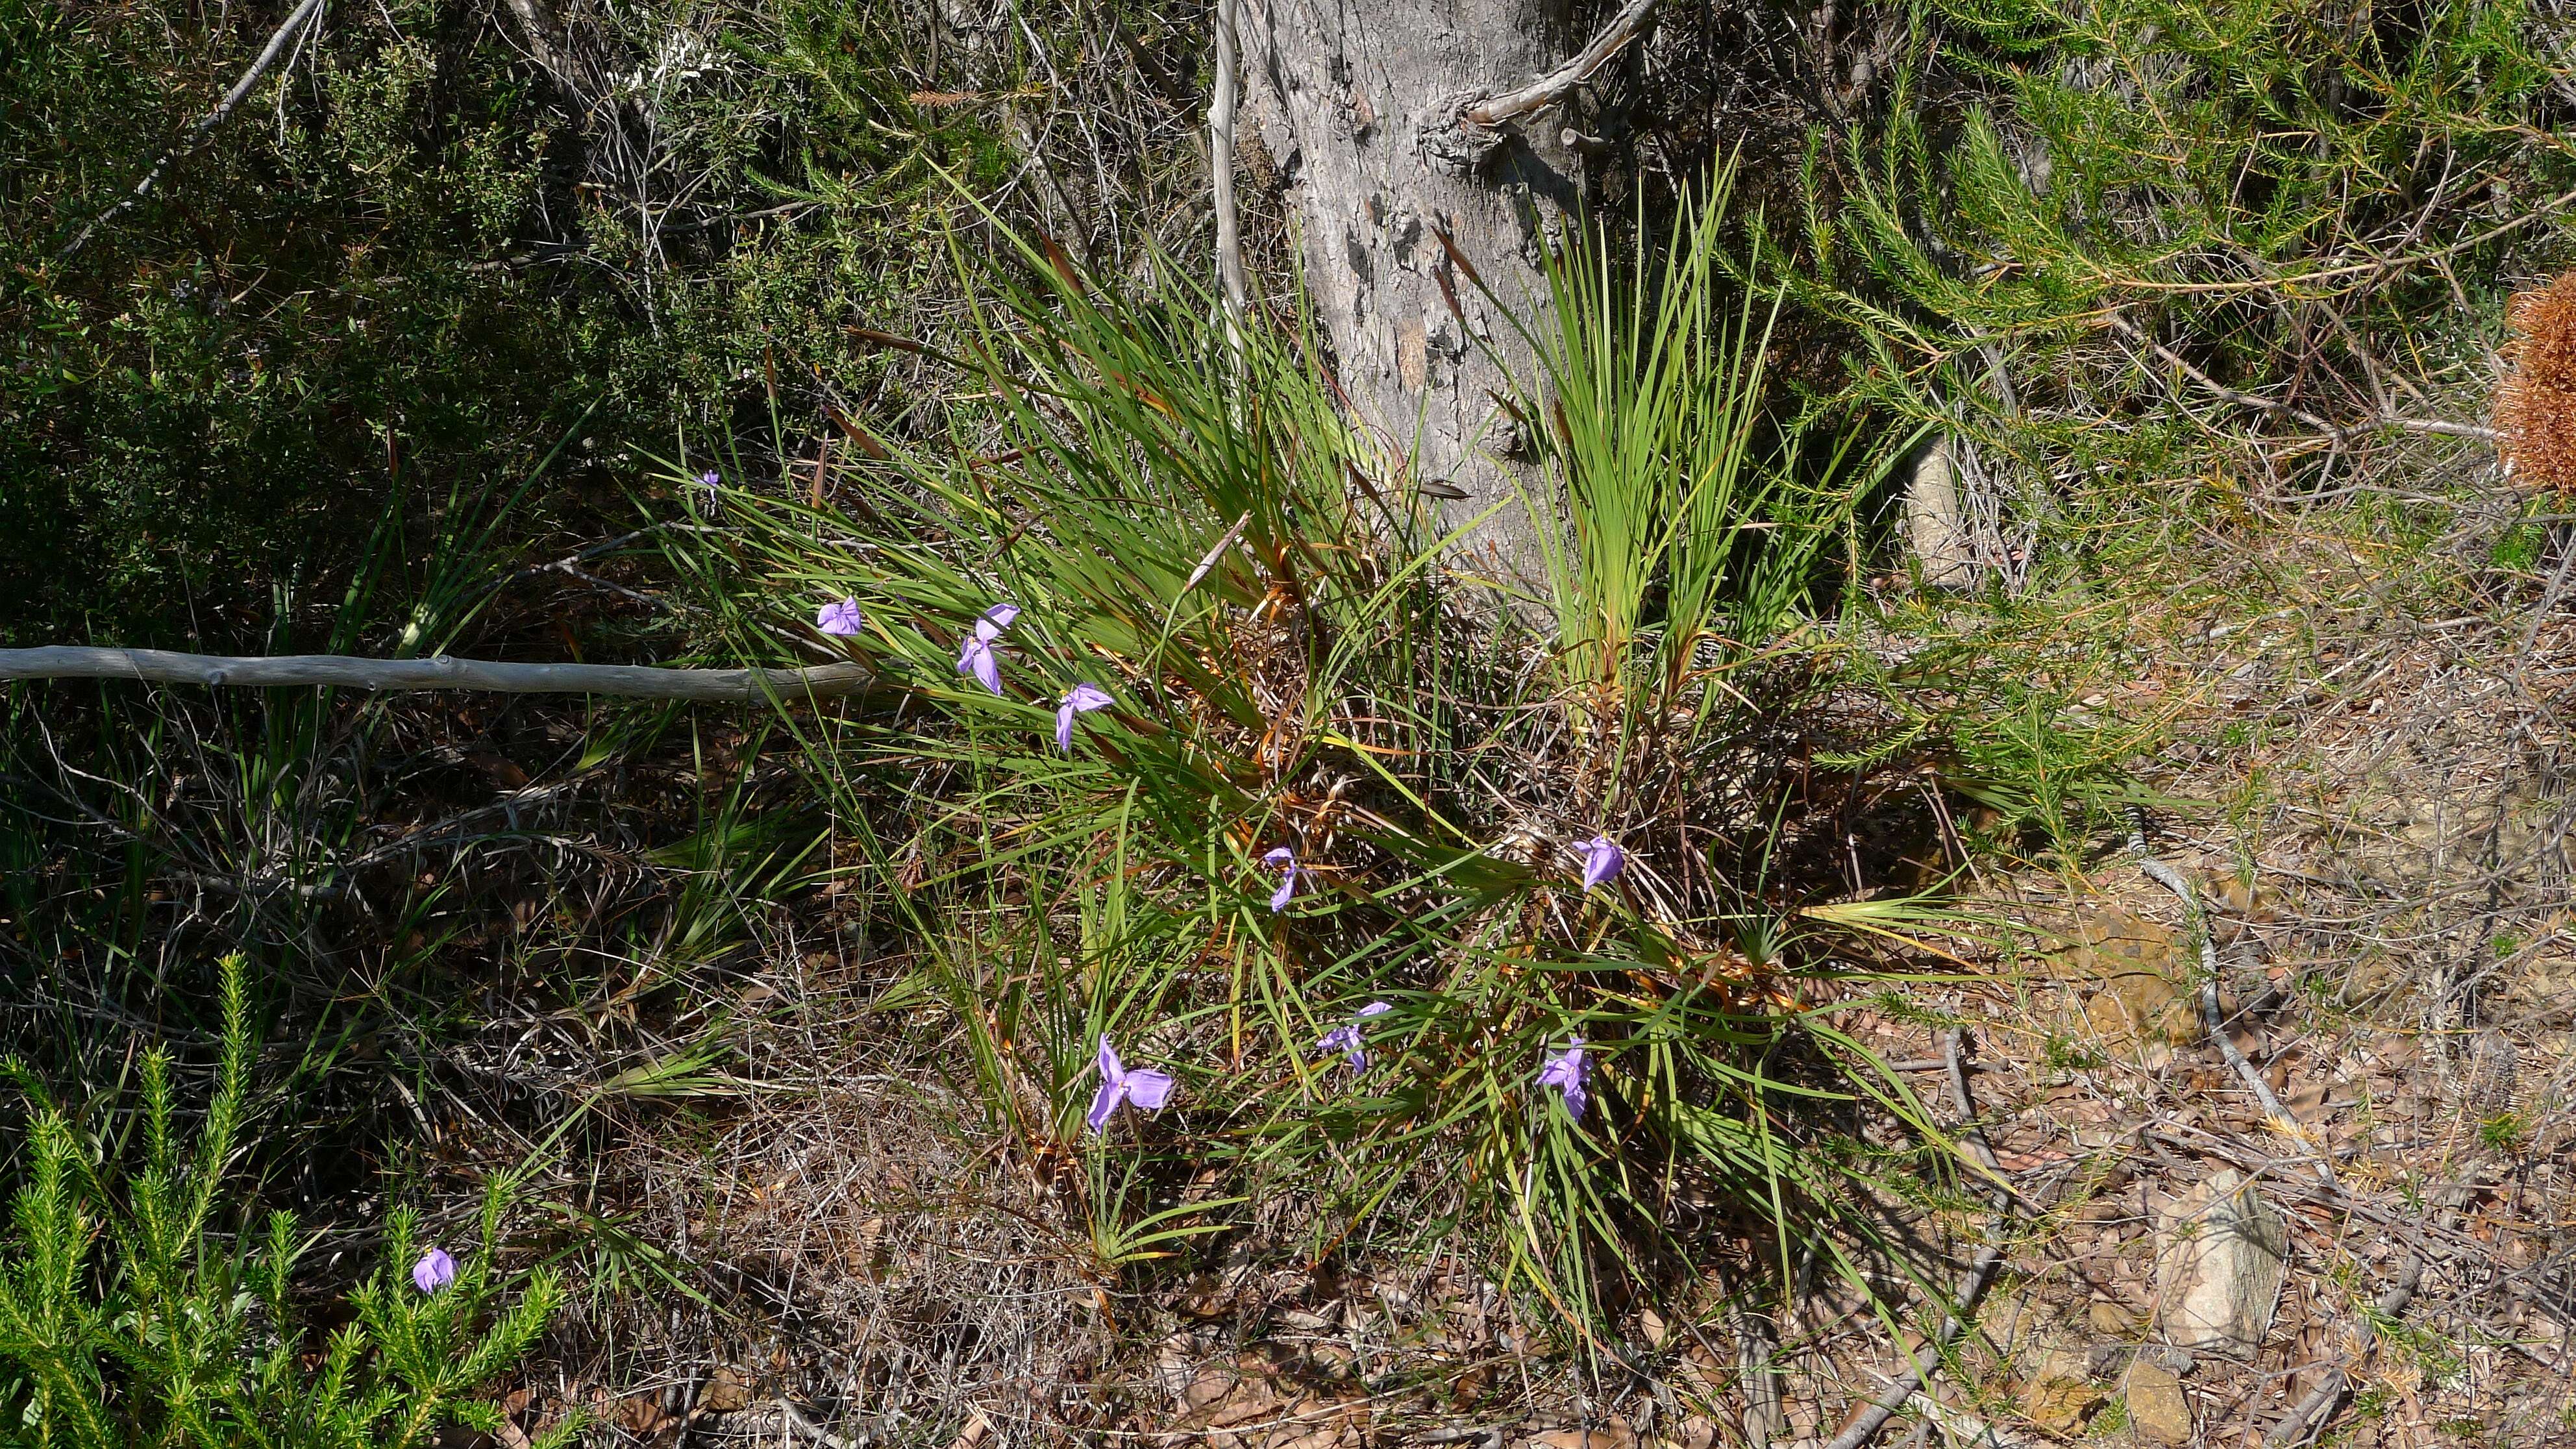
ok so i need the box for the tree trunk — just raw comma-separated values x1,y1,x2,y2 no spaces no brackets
1241,0,1603,591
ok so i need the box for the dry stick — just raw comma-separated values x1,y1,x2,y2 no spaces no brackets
2262,1183,2478,1448
2125,822,2331,1184
777,1397,857,1449
2106,314,2499,445
2057,185,2576,302
1458,0,1660,127
1209,0,1250,340
0,647,873,702
2514,523,2576,662
1820,1030,2014,1449
496,0,588,101
60,0,328,259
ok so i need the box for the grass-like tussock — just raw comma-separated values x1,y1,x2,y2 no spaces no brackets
660,185,1970,1337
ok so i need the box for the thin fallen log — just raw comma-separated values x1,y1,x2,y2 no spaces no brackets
0,647,873,702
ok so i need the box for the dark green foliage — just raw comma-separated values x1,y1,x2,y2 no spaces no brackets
1796,0,2573,545
0,1,1015,648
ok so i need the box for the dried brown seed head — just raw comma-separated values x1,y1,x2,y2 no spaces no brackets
2496,271,2576,496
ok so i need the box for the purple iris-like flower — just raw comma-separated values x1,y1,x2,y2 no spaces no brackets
699,469,720,488
412,1247,457,1294
1537,1038,1590,1121
1262,847,1298,911
1085,1034,1177,1134
1576,836,1625,891
956,602,1021,695
1056,682,1114,751
1317,1000,1395,1071
817,597,865,636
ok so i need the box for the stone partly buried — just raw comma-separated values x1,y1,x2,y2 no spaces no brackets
2062,1169,2286,1445
2154,1168,2290,1357
2121,1356,2196,1446
2069,907,2198,1069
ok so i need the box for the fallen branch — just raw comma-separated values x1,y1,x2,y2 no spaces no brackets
60,0,328,258
2262,1181,2479,1447
0,647,873,702
2129,818,2333,1184
1820,1030,2014,1449
777,1397,858,1449
1424,0,1658,170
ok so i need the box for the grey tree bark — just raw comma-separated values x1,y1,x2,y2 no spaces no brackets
1242,0,1628,591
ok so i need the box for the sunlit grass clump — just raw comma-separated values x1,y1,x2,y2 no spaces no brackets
667,183,1954,1330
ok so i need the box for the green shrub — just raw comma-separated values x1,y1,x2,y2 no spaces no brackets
1796,0,2573,557
0,0,1019,648
0,956,567,1447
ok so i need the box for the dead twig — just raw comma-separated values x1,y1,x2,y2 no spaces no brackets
1820,1028,2013,1449
2127,816,2332,1183
2107,314,2498,447
778,1396,861,1449
1422,0,1659,169
1459,0,1659,129
2262,1182,2481,1447
60,0,327,258
0,647,874,702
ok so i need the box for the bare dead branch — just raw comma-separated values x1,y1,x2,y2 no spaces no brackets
2109,313,2500,446
1211,0,1251,341
2262,1182,2481,1447
1461,0,1658,129
2131,817,2336,1184
1820,1029,2013,1449
60,0,328,258
496,0,591,103
0,648,874,702
1420,0,1659,172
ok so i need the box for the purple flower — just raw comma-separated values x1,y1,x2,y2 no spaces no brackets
698,469,720,488
817,597,865,636
411,1247,456,1294
1577,836,1625,891
1317,1000,1395,1071
1056,682,1115,751
1085,1034,1177,1134
1537,1039,1589,1121
1262,846,1298,911
956,602,1021,695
